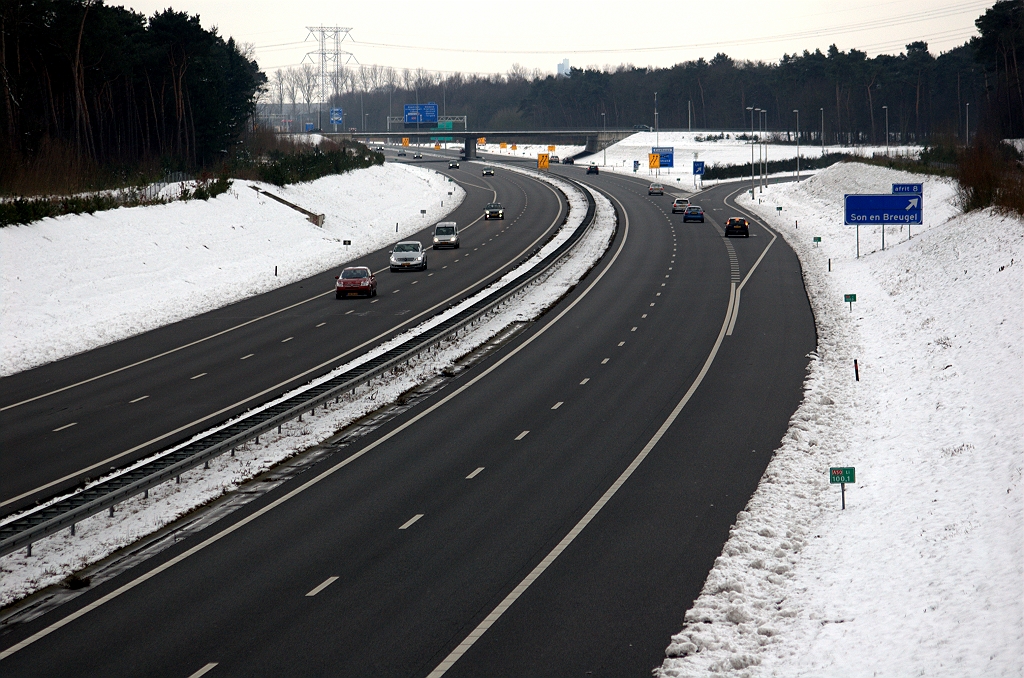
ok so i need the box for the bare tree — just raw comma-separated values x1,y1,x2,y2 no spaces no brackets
285,67,301,117
273,69,286,115
296,62,319,114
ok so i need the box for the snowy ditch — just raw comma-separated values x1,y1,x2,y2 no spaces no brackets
0,165,617,610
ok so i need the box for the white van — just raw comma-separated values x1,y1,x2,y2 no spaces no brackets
432,221,459,249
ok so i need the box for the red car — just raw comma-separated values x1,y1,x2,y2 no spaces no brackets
335,266,377,298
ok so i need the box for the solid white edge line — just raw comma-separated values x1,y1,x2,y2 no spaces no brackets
425,237,736,678
727,285,740,336
0,171,569,510
305,576,339,597
399,514,424,530
187,662,218,678
0,181,617,664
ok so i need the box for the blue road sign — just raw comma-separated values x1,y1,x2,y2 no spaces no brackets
892,183,923,195
329,108,343,124
403,103,439,124
845,194,923,225
693,161,705,175
633,160,640,172
652,146,674,168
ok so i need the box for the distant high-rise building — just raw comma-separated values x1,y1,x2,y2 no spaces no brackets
557,59,570,77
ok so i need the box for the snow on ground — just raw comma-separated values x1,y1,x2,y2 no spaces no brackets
574,130,920,185
0,166,617,609
476,142,585,162
0,163,463,377
657,162,1023,677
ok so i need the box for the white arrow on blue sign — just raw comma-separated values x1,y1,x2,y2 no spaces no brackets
693,161,705,175
845,194,922,225
329,108,343,124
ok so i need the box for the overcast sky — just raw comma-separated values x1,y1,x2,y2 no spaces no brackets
112,0,990,76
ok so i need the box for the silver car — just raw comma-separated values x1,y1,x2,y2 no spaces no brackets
432,222,460,249
390,241,427,271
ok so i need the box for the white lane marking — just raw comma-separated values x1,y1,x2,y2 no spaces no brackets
650,303,655,307
443,265,448,269
370,299,379,304
190,373,207,380
466,467,484,479
661,283,666,287
305,576,339,597
618,342,625,347
580,378,590,385
601,358,609,364
551,402,563,410
411,280,419,285
515,431,529,441
188,663,218,678
1,179,553,415
344,310,354,315
426,255,736,678
392,289,400,294
316,322,326,327
727,286,741,336
129,395,149,403
0,180,602,660
399,514,424,530
665,275,670,278
240,354,254,360
641,314,647,319
52,422,77,432
656,292,662,296
428,273,434,277
281,337,293,343
631,327,637,332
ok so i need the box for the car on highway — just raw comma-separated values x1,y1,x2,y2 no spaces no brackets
562,157,575,165
550,155,560,164
335,266,377,298
484,202,505,220
724,217,750,237
413,151,423,159
397,149,406,156
374,146,385,152
648,183,664,195
449,160,460,169
586,165,599,175
682,205,705,223
482,167,495,176
432,222,460,249
633,124,653,131
672,198,690,213
390,241,428,270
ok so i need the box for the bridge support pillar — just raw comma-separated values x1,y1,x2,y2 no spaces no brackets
464,137,477,159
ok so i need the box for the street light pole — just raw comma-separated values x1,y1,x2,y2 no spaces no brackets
965,103,970,145
883,105,889,156
757,108,764,192
820,107,824,153
602,112,606,166
794,109,800,181
747,106,755,199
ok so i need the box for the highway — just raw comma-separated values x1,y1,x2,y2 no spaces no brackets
0,150,816,676
0,157,567,514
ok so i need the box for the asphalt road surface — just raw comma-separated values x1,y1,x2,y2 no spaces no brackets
0,156,567,514
0,152,815,677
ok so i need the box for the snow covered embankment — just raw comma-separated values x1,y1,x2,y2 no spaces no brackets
0,163,463,376
658,163,1023,677
0,167,617,609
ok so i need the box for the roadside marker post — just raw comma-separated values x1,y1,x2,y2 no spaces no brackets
813,236,821,247
830,467,855,509
844,293,856,311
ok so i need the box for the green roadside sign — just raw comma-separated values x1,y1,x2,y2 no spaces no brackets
813,237,822,242
830,467,855,484
844,294,856,303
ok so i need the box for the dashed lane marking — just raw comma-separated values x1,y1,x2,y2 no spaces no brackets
399,514,424,530
52,422,77,432
190,373,207,380
187,663,218,678
601,358,609,364
316,322,326,327
306,576,339,597
515,431,529,441
466,467,484,479
129,396,149,403
580,378,590,385
551,402,563,409
281,337,293,343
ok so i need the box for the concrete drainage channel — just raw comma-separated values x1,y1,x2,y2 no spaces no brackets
0,175,597,561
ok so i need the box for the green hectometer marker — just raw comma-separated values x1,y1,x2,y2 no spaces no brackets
830,467,855,484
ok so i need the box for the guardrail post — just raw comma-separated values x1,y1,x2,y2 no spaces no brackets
177,475,181,484
231,447,235,457
144,489,148,499
109,506,115,517
204,460,210,470
70,523,76,536
278,425,282,433
26,543,31,557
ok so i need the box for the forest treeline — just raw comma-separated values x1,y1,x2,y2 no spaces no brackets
275,1,1021,145
1,0,266,192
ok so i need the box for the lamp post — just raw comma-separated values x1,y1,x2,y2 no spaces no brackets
364,112,368,132
747,106,755,199
794,109,800,181
820,107,824,153
965,103,970,145
601,112,607,166
882,105,889,156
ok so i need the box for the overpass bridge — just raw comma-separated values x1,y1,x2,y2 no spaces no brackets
319,129,635,159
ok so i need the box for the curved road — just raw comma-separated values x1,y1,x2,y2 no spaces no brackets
0,155,816,677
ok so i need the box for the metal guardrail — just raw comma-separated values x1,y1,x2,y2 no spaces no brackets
0,175,598,559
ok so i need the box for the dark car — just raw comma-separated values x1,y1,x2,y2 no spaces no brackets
482,167,495,176
648,183,664,195
633,124,653,131
397,149,407,156
484,202,504,220
586,165,599,175
724,217,750,237
682,205,705,223
413,151,423,159
335,266,376,298
562,157,575,165
449,160,460,169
